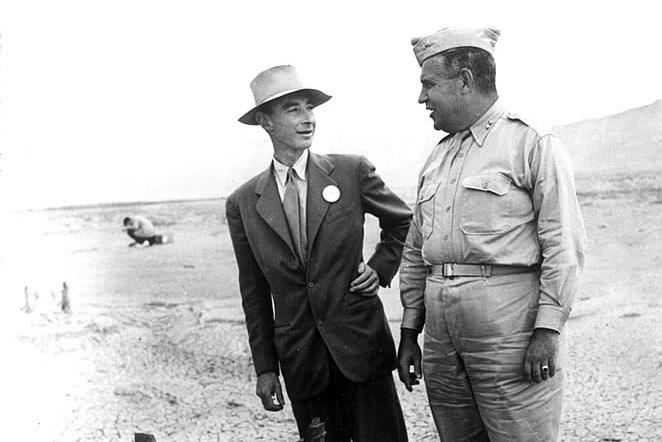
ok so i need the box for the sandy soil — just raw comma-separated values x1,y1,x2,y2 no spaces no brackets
1,173,660,441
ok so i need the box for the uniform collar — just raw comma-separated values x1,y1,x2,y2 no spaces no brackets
467,98,505,147
273,148,309,183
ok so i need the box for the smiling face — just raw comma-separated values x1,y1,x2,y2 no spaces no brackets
256,92,316,153
418,56,466,133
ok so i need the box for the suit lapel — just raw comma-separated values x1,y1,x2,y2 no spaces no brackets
255,165,297,258
306,153,337,256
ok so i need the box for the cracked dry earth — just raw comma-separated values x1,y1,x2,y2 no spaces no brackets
7,300,438,442
3,175,661,441
7,288,661,442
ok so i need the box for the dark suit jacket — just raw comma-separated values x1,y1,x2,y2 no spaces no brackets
226,152,412,400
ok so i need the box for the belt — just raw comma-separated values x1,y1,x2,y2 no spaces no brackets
426,263,539,278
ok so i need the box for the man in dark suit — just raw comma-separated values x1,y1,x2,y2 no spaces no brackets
226,65,412,441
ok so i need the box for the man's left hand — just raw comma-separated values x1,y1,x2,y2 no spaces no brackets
523,328,559,383
349,263,379,296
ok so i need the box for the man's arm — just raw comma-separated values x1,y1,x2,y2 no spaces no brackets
524,134,587,382
225,196,280,384
255,371,285,412
397,218,427,391
357,156,413,287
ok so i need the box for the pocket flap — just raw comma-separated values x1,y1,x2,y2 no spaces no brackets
462,174,511,196
418,182,439,203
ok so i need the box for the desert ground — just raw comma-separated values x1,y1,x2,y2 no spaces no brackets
1,172,660,442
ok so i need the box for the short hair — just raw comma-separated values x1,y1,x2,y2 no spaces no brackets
255,101,276,119
123,217,132,226
437,47,496,94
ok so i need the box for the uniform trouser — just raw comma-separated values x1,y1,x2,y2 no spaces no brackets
422,272,564,442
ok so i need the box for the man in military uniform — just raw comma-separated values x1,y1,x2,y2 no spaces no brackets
397,28,587,441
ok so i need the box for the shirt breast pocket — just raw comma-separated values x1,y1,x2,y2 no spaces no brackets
460,174,513,234
417,182,439,239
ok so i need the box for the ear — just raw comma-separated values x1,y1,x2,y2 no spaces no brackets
255,111,273,132
458,68,474,94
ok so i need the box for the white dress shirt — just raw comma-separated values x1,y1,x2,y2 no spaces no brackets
272,148,308,223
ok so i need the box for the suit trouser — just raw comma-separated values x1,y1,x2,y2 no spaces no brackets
422,272,564,442
291,350,408,442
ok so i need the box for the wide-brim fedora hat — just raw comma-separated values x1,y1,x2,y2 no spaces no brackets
239,65,332,125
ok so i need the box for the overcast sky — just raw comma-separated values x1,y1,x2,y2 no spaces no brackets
1,0,661,210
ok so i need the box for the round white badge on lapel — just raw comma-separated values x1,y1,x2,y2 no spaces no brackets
322,185,341,203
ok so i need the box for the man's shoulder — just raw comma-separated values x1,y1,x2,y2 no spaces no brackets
133,215,153,226
502,110,555,138
227,169,268,203
311,152,371,176
320,152,366,167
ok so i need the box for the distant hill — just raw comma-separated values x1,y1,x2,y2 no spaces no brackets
554,99,662,175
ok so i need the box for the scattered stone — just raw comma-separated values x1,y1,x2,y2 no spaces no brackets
61,281,71,313
620,312,641,318
145,301,180,309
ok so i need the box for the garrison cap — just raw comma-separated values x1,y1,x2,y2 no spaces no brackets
411,27,500,66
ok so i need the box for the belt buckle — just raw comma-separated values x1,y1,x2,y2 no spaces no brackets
442,263,454,277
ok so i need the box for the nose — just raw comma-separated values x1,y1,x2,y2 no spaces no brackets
302,108,316,125
418,88,427,104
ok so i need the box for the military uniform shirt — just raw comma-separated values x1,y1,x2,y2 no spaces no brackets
400,99,587,333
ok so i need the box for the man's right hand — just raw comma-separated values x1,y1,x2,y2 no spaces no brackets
397,328,422,392
256,371,285,411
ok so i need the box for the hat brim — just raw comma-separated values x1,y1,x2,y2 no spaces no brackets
238,88,332,125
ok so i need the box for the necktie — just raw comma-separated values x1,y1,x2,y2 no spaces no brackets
450,129,472,165
283,168,307,266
